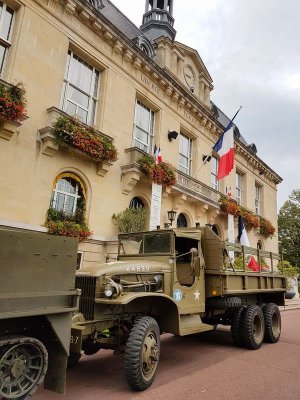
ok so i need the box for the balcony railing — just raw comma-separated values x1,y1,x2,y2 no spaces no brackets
121,148,220,206
175,171,219,206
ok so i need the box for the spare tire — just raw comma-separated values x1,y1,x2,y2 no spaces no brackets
206,296,242,310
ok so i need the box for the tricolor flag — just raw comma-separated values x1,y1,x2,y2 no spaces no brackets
212,121,234,180
153,145,162,164
237,215,250,247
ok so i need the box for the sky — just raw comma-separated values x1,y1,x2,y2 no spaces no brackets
111,0,300,209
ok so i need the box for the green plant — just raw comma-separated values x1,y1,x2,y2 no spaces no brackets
137,154,176,187
278,260,298,290
53,115,118,163
112,206,149,233
0,81,27,122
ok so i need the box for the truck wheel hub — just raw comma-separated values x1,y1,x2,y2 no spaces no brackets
11,359,27,379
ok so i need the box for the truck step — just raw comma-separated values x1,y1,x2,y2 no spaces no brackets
179,314,214,336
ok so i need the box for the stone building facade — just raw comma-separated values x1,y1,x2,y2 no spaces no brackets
0,0,282,268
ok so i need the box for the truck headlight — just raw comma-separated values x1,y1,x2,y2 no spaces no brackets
104,283,114,298
104,279,123,299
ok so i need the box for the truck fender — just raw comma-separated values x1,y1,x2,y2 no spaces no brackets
124,294,180,335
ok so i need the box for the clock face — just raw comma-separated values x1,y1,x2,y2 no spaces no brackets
183,65,195,89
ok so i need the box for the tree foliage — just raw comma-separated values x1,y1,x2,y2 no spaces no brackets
278,189,300,270
112,207,149,233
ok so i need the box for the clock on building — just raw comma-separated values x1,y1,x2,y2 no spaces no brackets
183,64,195,91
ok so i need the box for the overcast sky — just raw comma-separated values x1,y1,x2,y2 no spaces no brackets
111,0,300,210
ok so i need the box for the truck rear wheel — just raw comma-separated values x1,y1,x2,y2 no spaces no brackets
231,306,245,347
0,336,48,399
124,316,160,391
263,303,281,343
242,305,265,350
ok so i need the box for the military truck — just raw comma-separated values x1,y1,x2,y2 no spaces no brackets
0,228,79,399
70,227,286,391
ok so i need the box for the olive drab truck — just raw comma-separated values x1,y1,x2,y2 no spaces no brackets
0,228,79,399
70,227,286,391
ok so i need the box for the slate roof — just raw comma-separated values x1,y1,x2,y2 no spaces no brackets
99,0,143,40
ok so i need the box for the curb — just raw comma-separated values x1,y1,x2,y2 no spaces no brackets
280,299,300,311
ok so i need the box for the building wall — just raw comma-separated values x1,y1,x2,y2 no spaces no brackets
0,0,281,265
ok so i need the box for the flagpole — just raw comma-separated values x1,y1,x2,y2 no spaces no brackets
193,106,242,180
228,105,242,126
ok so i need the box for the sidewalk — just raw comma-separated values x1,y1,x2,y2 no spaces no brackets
280,298,300,311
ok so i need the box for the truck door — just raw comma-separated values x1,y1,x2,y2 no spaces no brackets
172,236,205,313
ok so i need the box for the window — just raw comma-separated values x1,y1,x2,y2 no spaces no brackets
177,213,188,228
179,133,192,175
77,252,83,270
61,51,99,125
255,184,261,215
51,176,84,215
129,196,144,209
211,156,219,190
236,172,243,205
133,100,154,153
0,1,14,74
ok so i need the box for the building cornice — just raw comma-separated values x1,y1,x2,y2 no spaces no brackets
235,140,282,184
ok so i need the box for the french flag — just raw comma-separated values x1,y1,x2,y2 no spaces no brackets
213,121,234,180
154,145,162,164
237,215,250,247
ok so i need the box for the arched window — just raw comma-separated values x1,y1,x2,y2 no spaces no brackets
212,225,219,236
257,240,263,250
51,174,85,216
177,213,188,228
129,197,144,209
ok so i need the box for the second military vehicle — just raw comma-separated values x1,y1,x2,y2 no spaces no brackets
70,227,286,391
0,228,79,399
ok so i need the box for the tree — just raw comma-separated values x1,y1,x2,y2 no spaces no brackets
278,189,300,270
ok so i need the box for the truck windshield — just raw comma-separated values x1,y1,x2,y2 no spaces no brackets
119,232,172,255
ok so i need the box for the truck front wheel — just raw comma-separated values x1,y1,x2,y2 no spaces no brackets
0,337,48,399
263,303,281,343
242,305,265,350
124,316,160,391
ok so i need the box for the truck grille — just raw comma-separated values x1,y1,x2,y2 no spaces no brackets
75,276,96,320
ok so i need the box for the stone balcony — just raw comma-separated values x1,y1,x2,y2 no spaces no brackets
121,147,220,212
39,107,114,177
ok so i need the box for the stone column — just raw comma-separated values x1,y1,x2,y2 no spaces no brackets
153,0,157,9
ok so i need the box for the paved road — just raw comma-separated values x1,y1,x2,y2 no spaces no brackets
35,309,300,400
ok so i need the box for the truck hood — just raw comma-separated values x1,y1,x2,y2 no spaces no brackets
76,259,171,277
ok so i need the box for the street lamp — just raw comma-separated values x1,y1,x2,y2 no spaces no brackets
164,210,177,228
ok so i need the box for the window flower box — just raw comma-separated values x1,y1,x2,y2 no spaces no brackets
137,154,177,187
46,207,92,242
39,108,117,176
0,81,27,140
219,195,276,238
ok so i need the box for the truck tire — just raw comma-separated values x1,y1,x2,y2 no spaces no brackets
231,306,245,347
67,352,81,368
124,316,160,391
241,305,265,350
206,296,242,310
0,336,48,400
262,303,281,343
